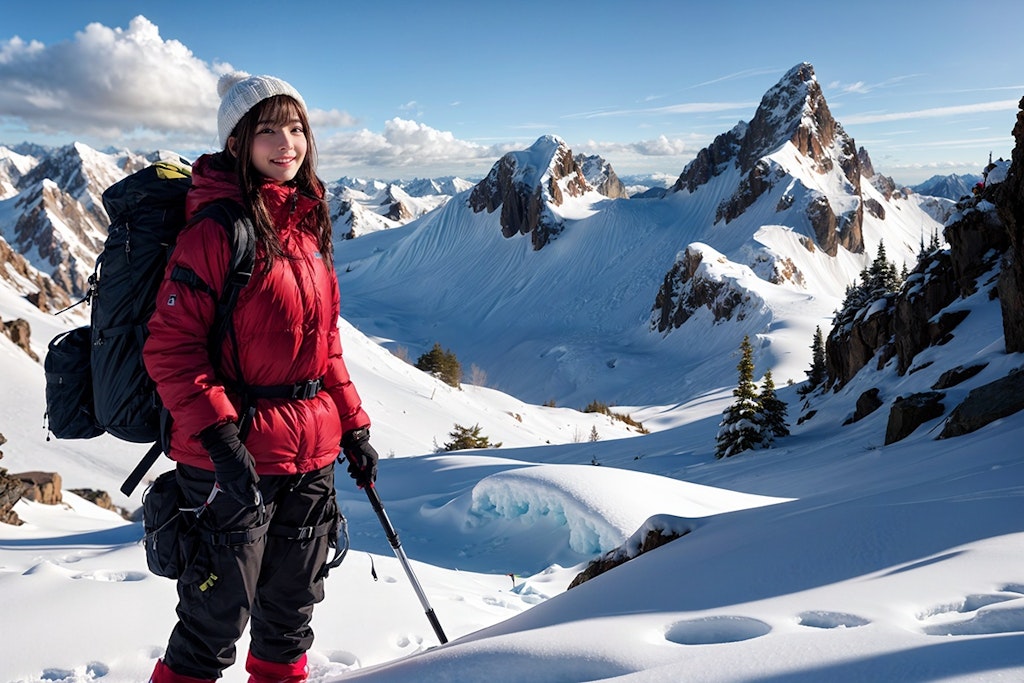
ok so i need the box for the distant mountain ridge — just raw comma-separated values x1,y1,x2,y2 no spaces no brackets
911,173,983,200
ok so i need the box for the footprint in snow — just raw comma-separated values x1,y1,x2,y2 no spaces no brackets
916,584,1024,636
797,610,870,629
664,615,771,645
394,633,426,653
305,650,360,680
72,569,148,582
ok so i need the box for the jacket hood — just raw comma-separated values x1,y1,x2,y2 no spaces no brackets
186,152,243,218
186,152,322,228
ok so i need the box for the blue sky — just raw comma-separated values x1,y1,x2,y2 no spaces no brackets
1,0,1021,184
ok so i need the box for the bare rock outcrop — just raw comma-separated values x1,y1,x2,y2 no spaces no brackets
885,392,945,444
672,123,746,194
996,96,1024,352
939,370,1024,438
891,250,959,375
825,292,897,387
1,318,38,361
844,388,883,425
16,471,63,505
568,516,695,589
651,246,754,333
827,186,1001,388
0,470,28,525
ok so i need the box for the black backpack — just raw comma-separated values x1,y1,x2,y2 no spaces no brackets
44,159,255,494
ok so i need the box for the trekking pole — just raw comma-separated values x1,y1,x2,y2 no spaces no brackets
363,483,448,645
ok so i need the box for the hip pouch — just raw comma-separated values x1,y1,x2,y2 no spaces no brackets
142,470,197,579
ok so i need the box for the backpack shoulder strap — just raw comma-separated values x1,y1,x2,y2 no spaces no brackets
171,199,255,367
195,199,256,354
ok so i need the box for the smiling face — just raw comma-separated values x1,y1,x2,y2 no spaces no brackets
228,99,309,185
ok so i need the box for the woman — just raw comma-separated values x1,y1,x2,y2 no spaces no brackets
145,72,379,683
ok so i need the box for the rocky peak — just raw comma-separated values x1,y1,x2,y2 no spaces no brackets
739,62,857,184
12,177,107,298
381,184,413,222
2,143,138,300
672,62,865,256
25,144,147,224
468,135,590,250
0,145,38,198
574,153,629,199
857,147,875,178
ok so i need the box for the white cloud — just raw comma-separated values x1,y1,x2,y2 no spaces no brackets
310,108,358,129
0,16,225,144
826,74,922,96
565,101,756,120
689,67,782,89
844,100,1020,124
319,117,513,171
576,135,690,158
315,120,697,179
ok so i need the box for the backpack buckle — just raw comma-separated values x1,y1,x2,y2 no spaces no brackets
292,377,324,400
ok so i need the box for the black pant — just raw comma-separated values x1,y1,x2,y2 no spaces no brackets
163,463,339,679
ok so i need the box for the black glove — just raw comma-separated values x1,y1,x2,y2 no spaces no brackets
199,421,260,506
341,427,378,488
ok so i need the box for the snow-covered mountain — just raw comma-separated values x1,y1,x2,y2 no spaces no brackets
618,171,677,198
334,63,945,409
329,175,475,239
574,153,629,199
912,172,983,200
0,143,141,305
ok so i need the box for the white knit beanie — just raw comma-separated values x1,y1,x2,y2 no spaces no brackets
216,71,307,147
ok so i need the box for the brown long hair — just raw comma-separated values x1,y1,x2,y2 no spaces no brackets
225,95,333,269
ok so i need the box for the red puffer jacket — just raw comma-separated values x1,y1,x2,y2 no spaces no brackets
143,153,369,476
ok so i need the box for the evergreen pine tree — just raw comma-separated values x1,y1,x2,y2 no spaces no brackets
866,240,901,296
758,370,790,445
835,243,903,329
415,342,462,387
442,423,501,451
715,336,762,458
804,325,827,390
839,272,870,318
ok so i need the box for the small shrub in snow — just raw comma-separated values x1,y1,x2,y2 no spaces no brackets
442,423,502,451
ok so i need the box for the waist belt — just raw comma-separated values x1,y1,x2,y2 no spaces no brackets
205,517,333,546
244,376,325,401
